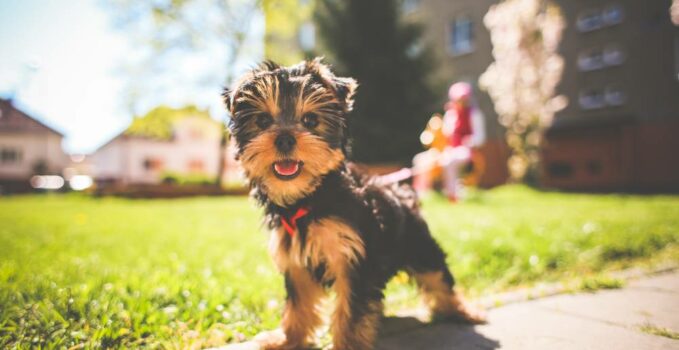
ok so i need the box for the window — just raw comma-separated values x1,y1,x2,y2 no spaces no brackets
143,158,164,172
578,44,625,71
187,159,205,173
602,4,624,26
579,86,625,109
579,89,606,110
298,22,315,51
605,86,626,106
0,148,21,164
548,162,573,178
577,5,624,33
603,44,625,66
448,16,474,56
187,127,204,140
578,49,605,71
577,10,604,32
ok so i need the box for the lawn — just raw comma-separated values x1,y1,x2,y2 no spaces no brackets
1,186,678,349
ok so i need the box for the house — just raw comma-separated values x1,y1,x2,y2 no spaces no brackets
0,98,69,192
91,106,240,186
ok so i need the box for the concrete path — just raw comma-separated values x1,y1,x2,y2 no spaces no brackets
212,271,679,350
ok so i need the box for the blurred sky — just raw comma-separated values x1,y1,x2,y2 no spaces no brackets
0,0,263,154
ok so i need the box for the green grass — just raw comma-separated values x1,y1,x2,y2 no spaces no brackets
639,323,679,340
0,186,677,349
576,275,625,292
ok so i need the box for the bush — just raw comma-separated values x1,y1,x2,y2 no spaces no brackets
160,172,215,186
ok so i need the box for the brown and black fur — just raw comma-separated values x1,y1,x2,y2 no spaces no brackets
224,58,484,350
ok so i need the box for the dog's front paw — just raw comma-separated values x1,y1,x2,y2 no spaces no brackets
254,329,306,350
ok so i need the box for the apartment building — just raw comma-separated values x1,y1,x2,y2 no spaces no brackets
416,0,679,191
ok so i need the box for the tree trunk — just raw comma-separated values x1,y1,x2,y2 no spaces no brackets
215,121,228,188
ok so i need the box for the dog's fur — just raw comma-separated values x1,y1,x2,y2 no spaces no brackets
224,58,484,350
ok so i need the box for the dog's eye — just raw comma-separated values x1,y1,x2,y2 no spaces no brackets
301,113,319,129
255,113,273,129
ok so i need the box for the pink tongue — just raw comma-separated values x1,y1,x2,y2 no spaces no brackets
275,161,299,176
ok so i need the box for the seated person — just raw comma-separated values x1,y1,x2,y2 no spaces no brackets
413,82,486,201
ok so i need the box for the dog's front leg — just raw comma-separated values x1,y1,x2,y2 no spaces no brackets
257,267,324,350
331,275,383,350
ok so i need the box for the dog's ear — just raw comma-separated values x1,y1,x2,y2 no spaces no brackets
305,57,358,111
222,87,233,114
332,76,358,112
257,60,280,72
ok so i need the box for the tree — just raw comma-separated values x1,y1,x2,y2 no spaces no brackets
314,0,440,164
125,105,215,140
263,0,314,65
102,0,262,186
479,0,566,183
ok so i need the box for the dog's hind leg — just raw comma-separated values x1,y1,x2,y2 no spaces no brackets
404,216,486,324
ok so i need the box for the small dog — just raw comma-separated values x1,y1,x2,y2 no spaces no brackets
224,58,484,350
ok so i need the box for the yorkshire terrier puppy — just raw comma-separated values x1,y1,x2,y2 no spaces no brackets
223,58,484,350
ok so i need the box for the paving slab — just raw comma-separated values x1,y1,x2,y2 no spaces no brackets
474,297,677,350
531,284,679,331
629,272,679,293
209,271,679,350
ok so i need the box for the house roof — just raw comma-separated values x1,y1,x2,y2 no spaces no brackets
0,98,65,137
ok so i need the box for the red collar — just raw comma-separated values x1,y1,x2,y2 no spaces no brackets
280,207,310,237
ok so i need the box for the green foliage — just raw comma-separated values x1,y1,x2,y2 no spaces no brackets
578,276,625,292
125,105,216,140
640,323,679,340
263,0,314,65
161,171,215,185
1,187,678,348
314,0,440,164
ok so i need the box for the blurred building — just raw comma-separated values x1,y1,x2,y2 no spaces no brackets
91,108,239,186
0,98,69,192
413,0,679,192
542,0,679,192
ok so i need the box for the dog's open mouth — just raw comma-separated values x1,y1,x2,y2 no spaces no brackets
273,160,303,180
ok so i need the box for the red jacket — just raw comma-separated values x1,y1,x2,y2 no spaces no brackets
448,104,473,147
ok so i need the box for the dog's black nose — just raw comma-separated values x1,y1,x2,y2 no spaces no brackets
275,132,296,153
